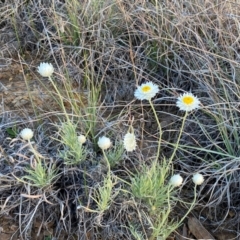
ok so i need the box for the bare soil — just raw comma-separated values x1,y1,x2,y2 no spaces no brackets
0,57,88,117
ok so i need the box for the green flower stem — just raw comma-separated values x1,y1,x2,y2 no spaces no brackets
149,99,162,162
168,111,188,164
178,185,197,225
48,76,69,122
28,140,40,162
102,150,111,176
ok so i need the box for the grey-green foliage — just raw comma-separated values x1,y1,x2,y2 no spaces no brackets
59,122,87,165
105,142,124,167
130,159,180,239
92,174,114,212
23,161,57,188
131,159,171,209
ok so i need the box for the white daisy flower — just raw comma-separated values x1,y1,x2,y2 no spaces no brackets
134,82,159,100
78,135,86,144
169,174,183,187
176,92,200,112
192,173,204,185
98,136,112,150
37,62,54,77
20,128,34,141
124,132,137,152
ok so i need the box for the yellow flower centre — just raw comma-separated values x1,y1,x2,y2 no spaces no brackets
142,85,151,93
183,96,194,105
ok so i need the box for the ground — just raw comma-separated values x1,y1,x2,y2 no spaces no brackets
1,0,240,239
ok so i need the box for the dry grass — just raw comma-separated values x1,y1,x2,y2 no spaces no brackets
1,0,240,239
